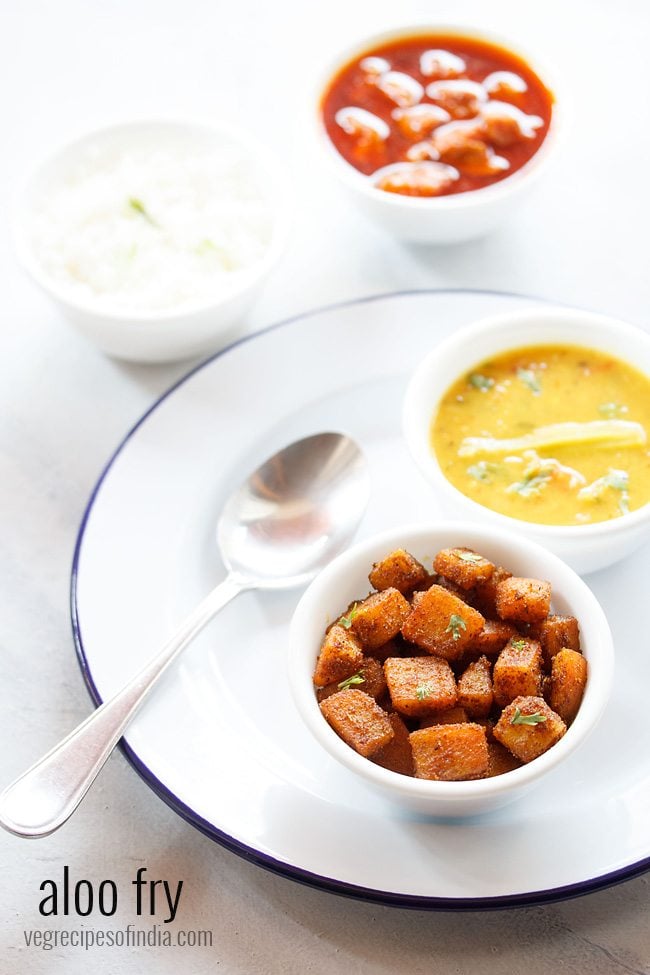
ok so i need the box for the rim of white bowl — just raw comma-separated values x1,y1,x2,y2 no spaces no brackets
289,521,614,803
13,116,292,324
313,23,564,210
402,306,650,539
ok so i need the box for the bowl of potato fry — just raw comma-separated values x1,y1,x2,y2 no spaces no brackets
288,522,613,817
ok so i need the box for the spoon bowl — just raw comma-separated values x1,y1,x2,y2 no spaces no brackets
0,431,369,837
220,433,370,587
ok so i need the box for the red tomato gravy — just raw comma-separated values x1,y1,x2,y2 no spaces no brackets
321,34,554,197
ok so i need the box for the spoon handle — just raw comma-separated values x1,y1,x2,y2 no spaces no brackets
0,574,247,838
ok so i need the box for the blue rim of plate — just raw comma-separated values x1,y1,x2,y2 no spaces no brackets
70,288,650,911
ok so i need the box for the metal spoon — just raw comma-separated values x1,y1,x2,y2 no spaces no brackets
0,431,369,838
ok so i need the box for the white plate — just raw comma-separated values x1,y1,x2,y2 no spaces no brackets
72,290,650,908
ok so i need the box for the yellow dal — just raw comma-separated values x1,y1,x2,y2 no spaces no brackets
431,344,650,525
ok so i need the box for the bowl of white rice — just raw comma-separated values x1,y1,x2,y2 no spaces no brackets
15,119,291,362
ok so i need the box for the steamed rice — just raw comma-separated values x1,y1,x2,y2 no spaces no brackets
27,135,275,313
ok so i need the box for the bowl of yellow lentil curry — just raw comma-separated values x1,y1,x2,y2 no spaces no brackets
403,306,650,573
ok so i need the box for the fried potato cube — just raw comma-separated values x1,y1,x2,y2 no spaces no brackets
401,584,485,660
472,619,519,656
313,624,364,687
473,565,512,618
433,547,495,591
486,741,522,777
548,648,588,724
433,573,473,601
384,656,457,718
419,706,469,728
316,655,387,703
412,572,438,593
493,637,543,707
493,696,566,763
458,655,494,718
365,637,402,663
356,656,388,700
350,588,411,649
538,614,581,668
368,549,429,596
410,723,489,780
495,577,551,624
475,717,495,742
371,713,414,776
320,689,394,758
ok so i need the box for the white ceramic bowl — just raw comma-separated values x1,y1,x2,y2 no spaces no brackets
14,119,291,363
314,25,561,244
289,522,613,817
403,306,650,574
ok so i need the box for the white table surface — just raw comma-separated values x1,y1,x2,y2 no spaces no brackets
2,0,650,972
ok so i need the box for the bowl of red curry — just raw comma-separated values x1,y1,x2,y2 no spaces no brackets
316,26,560,243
